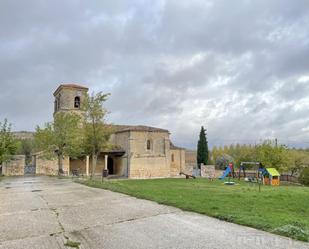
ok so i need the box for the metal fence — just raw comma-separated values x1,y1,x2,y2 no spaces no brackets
236,172,299,183
280,174,299,183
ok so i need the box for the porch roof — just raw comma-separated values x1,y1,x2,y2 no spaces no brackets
99,149,126,157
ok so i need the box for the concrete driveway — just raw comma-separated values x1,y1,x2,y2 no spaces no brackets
0,176,307,249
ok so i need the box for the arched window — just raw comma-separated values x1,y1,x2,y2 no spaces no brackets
74,96,80,108
147,139,152,150
171,154,174,162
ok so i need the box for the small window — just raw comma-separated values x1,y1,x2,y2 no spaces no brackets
55,96,60,112
147,139,152,150
74,96,80,108
54,100,58,112
171,154,174,162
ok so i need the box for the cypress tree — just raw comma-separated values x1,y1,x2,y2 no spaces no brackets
197,126,209,168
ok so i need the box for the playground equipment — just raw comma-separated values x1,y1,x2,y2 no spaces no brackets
218,163,235,185
238,162,260,180
218,160,280,189
180,172,196,179
219,163,234,179
219,166,231,179
261,168,280,186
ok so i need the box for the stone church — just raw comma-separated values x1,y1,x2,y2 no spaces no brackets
47,84,187,178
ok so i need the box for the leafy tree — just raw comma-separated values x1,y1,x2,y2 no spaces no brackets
16,139,34,165
299,167,309,186
228,144,256,168
210,145,218,164
211,140,309,175
256,140,289,172
287,150,309,176
34,112,83,173
0,119,18,166
197,126,209,168
82,92,113,178
215,154,234,170
207,150,215,165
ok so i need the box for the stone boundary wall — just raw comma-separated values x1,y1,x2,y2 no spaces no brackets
34,155,69,176
2,155,25,176
201,165,216,178
183,164,194,174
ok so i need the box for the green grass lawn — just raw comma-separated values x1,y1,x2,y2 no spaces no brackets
78,178,309,242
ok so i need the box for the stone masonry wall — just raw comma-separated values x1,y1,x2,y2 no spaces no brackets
2,155,25,176
112,132,130,152
129,131,170,178
55,86,88,114
35,155,70,175
184,150,196,174
112,132,129,177
170,149,186,176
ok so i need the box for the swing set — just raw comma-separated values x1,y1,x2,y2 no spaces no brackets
238,162,261,181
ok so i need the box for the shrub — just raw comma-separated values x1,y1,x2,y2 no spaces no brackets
299,167,309,186
273,223,309,242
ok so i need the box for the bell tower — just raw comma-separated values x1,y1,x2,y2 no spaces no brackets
53,83,89,115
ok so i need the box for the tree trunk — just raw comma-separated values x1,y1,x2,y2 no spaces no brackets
58,154,63,175
91,153,97,179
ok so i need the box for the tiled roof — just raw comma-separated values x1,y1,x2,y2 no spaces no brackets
170,142,184,150
54,83,89,96
113,125,169,133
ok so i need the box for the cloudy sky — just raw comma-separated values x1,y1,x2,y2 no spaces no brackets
1,0,309,149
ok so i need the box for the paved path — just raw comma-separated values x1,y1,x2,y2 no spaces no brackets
0,176,308,249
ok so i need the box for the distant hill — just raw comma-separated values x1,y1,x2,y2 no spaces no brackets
12,131,34,140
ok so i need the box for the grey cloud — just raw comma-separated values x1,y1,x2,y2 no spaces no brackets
1,0,309,148
277,80,309,101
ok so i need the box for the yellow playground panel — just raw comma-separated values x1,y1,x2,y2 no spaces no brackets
263,168,280,186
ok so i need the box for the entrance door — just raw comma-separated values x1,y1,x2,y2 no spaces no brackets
107,157,114,175
24,164,36,175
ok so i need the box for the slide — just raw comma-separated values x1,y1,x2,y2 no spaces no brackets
219,167,231,180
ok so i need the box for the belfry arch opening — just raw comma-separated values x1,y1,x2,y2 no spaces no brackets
74,96,80,108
